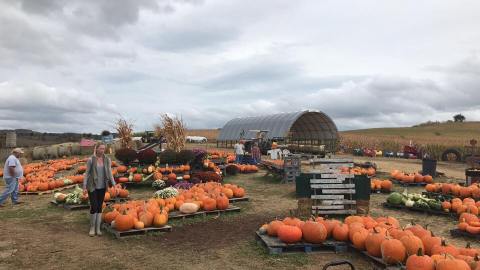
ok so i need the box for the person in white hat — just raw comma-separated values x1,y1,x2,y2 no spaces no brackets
0,148,24,207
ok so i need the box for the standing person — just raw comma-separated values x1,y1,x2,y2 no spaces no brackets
0,148,24,207
251,142,261,164
234,140,245,164
267,143,282,160
83,142,116,237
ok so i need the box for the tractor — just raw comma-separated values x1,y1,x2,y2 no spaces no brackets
441,139,480,163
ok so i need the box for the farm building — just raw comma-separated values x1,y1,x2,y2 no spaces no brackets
217,110,339,153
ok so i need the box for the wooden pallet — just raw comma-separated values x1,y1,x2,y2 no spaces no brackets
255,232,348,255
102,223,172,238
50,200,90,210
169,205,241,220
310,160,357,215
106,197,131,204
348,244,406,270
229,197,249,203
382,202,451,216
391,180,427,187
20,184,77,195
450,229,480,240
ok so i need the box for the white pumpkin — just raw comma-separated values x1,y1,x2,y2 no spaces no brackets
179,202,200,214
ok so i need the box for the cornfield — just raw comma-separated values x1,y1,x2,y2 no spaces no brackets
339,133,470,157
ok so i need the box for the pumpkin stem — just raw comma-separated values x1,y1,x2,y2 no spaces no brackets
466,242,471,249
441,239,447,246
417,248,424,256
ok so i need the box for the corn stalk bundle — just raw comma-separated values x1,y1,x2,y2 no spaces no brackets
115,118,134,149
157,114,186,152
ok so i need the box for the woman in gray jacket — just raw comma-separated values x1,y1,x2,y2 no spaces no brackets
83,143,116,236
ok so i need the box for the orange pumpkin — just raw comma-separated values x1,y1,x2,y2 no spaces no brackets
277,225,302,244
365,228,387,257
332,223,349,241
400,234,425,256
421,233,442,255
405,248,434,270
431,239,459,256
352,228,369,251
381,238,406,265
301,221,327,244
114,211,134,231
423,175,433,183
133,174,143,183
267,220,284,237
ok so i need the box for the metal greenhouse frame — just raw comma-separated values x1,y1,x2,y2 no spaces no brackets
216,110,339,153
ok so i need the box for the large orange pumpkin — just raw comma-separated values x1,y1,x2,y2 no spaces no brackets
139,211,154,227
421,233,442,255
431,239,459,256
301,221,327,244
267,220,284,237
153,213,168,227
400,234,424,256
381,180,393,191
352,228,369,251
405,248,434,270
116,166,127,173
277,225,302,244
435,255,471,270
332,223,349,242
114,211,134,232
381,238,406,265
216,195,229,210
365,228,387,257
423,175,433,183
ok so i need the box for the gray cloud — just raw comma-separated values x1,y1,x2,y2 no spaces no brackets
0,1,480,133
0,81,117,132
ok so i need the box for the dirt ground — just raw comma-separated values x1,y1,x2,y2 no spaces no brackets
0,155,473,270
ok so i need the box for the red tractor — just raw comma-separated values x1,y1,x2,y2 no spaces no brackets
403,145,419,159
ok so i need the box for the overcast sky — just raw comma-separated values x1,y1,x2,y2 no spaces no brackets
1,0,479,133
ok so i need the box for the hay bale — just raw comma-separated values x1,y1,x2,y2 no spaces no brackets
58,144,72,157
47,145,59,159
32,146,47,160
71,143,81,155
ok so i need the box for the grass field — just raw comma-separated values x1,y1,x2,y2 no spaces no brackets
0,157,473,270
340,121,480,148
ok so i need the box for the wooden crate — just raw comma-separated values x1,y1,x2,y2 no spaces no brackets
309,159,356,215
282,155,301,184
